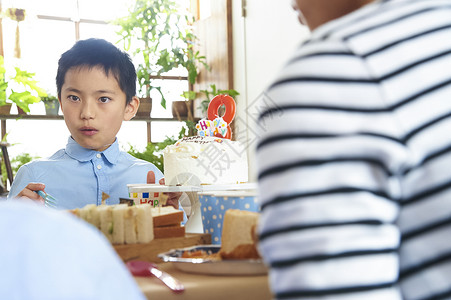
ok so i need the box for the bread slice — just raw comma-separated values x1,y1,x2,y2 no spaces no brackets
136,205,154,243
124,206,137,244
85,204,100,229
78,204,99,228
154,225,185,239
79,205,90,221
97,205,113,243
151,206,184,227
158,193,169,206
67,203,157,244
68,208,80,217
219,209,260,259
112,204,128,244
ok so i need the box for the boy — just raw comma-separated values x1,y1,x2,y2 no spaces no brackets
7,38,171,209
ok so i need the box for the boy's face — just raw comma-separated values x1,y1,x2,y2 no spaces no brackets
59,66,139,152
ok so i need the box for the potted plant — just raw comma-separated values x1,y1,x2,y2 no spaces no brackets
172,91,193,119
41,93,59,116
114,0,207,115
171,18,210,120
0,55,47,114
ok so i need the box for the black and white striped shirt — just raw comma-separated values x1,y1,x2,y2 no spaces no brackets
256,0,451,299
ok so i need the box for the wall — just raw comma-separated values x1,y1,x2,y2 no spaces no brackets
232,0,310,181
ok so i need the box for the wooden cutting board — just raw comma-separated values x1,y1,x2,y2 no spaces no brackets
113,233,211,263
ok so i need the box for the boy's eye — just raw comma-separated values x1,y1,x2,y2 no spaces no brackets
99,97,111,103
68,95,80,102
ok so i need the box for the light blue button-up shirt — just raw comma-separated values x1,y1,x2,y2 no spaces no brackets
7,137,163,210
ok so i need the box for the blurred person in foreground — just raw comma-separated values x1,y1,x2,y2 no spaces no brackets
0,199,145,300
256,0,451,299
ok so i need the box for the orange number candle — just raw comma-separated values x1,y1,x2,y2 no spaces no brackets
207,95,236,139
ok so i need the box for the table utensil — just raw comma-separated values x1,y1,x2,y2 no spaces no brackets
35,190,57,208
159,245,268,276
126,260,185,293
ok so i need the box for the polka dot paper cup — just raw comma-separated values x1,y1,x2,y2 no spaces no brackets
198,190,260,244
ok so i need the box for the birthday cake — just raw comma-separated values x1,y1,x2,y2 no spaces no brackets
163,136,248,185
163,94,248,186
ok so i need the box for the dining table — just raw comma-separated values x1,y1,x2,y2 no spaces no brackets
134,262,273,300
112,213,271,300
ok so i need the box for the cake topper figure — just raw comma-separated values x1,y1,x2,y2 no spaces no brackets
196,94,236,139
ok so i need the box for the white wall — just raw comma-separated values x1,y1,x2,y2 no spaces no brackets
232,0,310,181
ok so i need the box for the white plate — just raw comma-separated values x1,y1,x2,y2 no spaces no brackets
127,183,201,193
197,190,259,197
158,245,267,276
127,183,257,193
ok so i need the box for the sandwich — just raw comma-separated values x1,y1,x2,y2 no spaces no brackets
136,204,154,243
111,204,128,244
68,203,184,243
97,205,114,243
151,206,185,238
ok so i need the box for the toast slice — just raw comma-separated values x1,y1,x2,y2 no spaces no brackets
112,204,128,244
151,206,184,227
79,205,90,221
68,208,80,218
124,205,137,244
154,225,185,239
85,204,100,229
97,205,113,243
219,209,260,259
136,205,154,243
68,203,157,244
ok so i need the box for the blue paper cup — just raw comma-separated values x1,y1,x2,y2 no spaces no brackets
198,190,260,244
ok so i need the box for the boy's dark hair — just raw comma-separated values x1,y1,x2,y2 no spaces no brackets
56,38,136,104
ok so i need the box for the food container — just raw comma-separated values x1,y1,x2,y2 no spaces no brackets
198,190,260,244
127,184,164,207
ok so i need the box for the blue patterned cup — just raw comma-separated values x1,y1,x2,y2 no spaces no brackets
198,191,260,244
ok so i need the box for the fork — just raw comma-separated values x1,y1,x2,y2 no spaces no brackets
35,190,57,208
126,260,185,293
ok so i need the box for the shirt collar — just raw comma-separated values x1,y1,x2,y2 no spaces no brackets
65,137,120,164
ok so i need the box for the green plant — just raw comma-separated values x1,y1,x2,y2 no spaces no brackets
177,120,196,138
1,152,40,185
127,136,177,173
196,84,240,115
0,55,47,113
41,93,59,110
114,0,208,109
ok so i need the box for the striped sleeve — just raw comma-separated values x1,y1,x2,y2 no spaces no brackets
257,48,404,299
256,1,451,299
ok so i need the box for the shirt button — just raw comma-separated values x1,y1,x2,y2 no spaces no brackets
97,165,102,170
96,153,101,158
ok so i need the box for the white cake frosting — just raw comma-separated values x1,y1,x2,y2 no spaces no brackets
163,136,248,185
